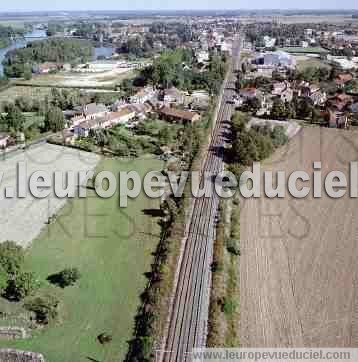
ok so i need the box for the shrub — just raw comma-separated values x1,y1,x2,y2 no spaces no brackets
226,239,240,256
47,267,81,288
5,271,40,301
211,261,223,272
24,294,60,324
0,265,8,294
221,297,237,317
97,333,113,344
0,241,24,276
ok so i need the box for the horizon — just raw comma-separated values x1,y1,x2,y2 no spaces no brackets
1,8,358,12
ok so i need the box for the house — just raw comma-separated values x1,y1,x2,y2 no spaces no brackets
255,51,296,68
300,40,309,48
187,90,210,110
327,109,349,128
109,107,136,125
159,107,201,124
350,102,358,113
73,108,135,137
0,132,9,149
74,118,101,138
127,103,152,119
272,81,293,102
239,87,257,100
310,91,327,106
196,50,210,64
163,87,185,105
71,103,108,127
130,86,157,104
335,73,353,87
327,93,353,112
36,62,60,74
263,36,276,48
111,99,127,112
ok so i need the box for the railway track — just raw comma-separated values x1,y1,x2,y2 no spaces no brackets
161,35,242,362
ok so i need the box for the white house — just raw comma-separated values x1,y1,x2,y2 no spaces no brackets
261,51,296,68
73,108,136,138
163,87,185,105
130,86,157,104
0,133,9,149
71,103,108,128
196,50,210,64
263,36,276,48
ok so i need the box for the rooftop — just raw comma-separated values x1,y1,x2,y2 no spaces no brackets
159,107,200,122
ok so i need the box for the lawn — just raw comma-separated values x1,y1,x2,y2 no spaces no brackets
296,57,332,71
279,46,329,54
0,156,163,362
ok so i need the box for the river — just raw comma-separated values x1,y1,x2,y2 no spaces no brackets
0,29,115,76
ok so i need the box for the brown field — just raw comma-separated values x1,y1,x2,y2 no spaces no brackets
240,15,358,24
240,127,358,347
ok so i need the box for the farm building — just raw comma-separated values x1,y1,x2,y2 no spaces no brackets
159,107,201,124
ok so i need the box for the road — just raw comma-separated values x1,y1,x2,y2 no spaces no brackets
161,34,242,362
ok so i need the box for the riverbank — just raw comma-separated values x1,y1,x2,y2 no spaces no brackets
0,29,115,76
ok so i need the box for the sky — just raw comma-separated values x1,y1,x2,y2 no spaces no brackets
0,0,357,11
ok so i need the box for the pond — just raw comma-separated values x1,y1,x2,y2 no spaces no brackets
0,29,48,76
0,29,115,76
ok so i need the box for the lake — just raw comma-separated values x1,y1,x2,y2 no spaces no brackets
0,29,48,76
0,29,115,76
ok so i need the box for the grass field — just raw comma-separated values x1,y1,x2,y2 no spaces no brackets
295,56,332,71
279,47,329,54
0,156,163,362
0,86,54,104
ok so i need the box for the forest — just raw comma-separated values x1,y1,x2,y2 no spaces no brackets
0,24,25,48
139,48,227,94
2,38,93,78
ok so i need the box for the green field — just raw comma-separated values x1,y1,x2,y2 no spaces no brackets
296,57,332,71
0,86,54,104
0,157,163,362
279,47,329,54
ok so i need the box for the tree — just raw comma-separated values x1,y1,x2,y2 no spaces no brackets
255,133,274,160
0,265,8,294
5,105,25,132
44,106,65,132
49,267,81,288
5,271,39,300
23,65,32,80
15,96,32,112
271,98,287,120
158,126,171,145
297,98,313,119
24,294,60,324
0,241,24,276
271,126,288,147
243,97,261,114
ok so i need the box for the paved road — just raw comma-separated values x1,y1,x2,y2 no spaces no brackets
162,34,242,362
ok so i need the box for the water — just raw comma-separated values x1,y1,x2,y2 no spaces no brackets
0,29,115,76
93,46,115,60
0,29,48,76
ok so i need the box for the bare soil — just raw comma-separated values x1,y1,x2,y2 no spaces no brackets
240,127,358,347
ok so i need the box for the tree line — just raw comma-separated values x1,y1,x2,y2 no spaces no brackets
226,112,288,178
139,48,227,94
3,38,93,78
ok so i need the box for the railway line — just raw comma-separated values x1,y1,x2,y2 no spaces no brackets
161,34,242,362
